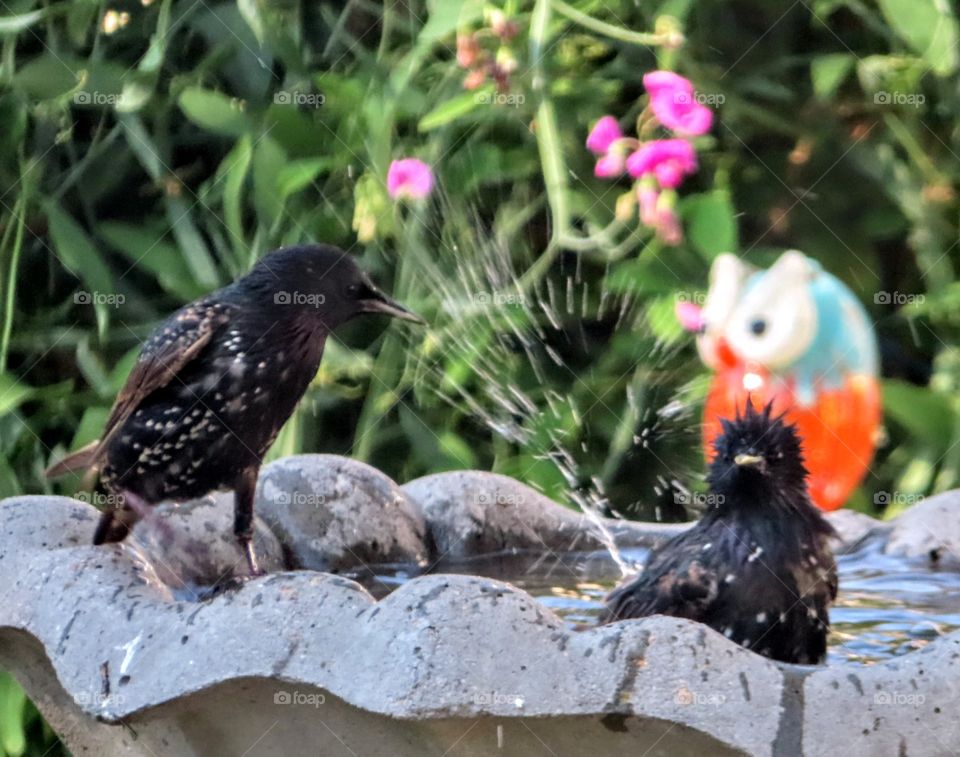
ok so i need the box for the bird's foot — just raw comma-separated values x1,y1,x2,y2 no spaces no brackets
240,537,265,578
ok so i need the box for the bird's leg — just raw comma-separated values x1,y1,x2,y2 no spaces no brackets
233,465,263,577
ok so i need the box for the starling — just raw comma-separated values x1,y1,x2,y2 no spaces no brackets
602,402,837,664
46,244,424,576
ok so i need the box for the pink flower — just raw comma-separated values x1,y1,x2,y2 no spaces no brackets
594,152,625,178
456,34,480,68
643,71,693,101
643,70,713,137
637,179,659,225
675,301,704,332
656,205,683,245
654,191,683,245
586,116,623,154
387,158,434,201
626,139,697,188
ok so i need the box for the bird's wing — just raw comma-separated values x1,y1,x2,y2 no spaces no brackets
789,532,838,604
815,535,838,602
45,301,231,478
604,537,721,621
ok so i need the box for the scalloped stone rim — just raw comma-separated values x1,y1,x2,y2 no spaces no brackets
0,455,958,756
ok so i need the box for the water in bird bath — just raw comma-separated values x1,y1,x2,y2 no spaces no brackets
353,538,960,666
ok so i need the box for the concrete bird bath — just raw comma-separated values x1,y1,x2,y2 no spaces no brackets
1,454,958,756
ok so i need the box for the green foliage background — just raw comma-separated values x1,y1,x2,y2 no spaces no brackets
0,0,958,751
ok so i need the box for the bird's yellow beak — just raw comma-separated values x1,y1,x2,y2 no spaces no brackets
734,453,764,468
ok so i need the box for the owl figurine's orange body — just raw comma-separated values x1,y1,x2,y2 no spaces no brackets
683,252,881,511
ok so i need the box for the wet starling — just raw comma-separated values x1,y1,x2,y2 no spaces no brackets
46,244,424,576
602,402,837,664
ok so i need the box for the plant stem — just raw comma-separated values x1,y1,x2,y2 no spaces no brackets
884,113,941,184
0,195,26,374
551,0,677,47
523,0,570,294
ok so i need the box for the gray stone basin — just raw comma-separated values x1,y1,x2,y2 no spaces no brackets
1,455,958,756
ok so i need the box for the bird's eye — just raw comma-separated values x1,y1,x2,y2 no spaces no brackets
749,318,766,335
347,284,359,296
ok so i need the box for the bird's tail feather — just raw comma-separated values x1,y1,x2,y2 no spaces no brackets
44,441,100,478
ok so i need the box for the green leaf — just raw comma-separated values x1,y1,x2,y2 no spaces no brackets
0,673,26,756
0,8,45,35
276,158,330,199
117,116,220,288
110,348,141,391
856,54,925,102
438,431,478,469
166,196,221,288
0,456,20,499
114,0,173,111
496,454,569,504
116,74,157,113
315,339,373,384
684,190,738,260
118,113,163,177
12,55,78,100
0,373,33,417
72,406,110,449
45,203,115,337
217,135,253,262
605,257,683,296
882,379,955,447
75,336,111,398
811,53,854,99
237,0,265,42
877,0,959,75
646,295,684,344
66,1,98,46
97,221,204,300
178,87,250,137
252,136,286,227
418,85,491,131
419,0,483,42
139,0,173,74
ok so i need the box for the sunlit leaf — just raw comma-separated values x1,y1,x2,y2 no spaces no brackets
419,0,483,42
276,158,331,199
877,0,959,75
0,374,33,417
811,53,855,99
0,8,45,35
684,190,738,260
418,85,492,131
178,87,250,137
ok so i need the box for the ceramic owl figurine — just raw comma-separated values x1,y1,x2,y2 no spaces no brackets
681,250,881,511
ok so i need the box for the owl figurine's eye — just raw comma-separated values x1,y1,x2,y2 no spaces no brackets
723,252,818,369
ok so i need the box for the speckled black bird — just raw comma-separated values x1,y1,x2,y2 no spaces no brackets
46,244,423,575
602,402,837,664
